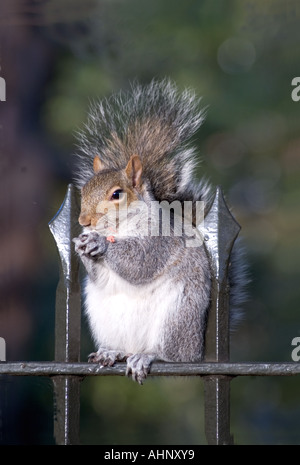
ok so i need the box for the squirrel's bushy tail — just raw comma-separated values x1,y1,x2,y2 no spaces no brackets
74,79,210,204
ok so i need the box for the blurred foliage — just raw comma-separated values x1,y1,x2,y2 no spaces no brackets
2,0,300,445
80,376,206,445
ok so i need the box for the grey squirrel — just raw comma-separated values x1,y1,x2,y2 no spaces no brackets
73,79,246,384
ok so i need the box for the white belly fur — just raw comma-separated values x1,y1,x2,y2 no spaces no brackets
84,264,182,355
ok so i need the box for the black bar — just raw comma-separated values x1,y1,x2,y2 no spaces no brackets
49,184,81,445
204,377,233,445
1,361,300,376
53,376,81,445
200,187,241,445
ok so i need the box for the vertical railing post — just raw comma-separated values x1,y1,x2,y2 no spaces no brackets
0,375,9,445
199,187,241,445
49,184,81,445
0,338,7,444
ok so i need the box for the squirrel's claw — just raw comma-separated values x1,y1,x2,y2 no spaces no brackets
73,231,108,258
88,349,128,367
126,353,155,385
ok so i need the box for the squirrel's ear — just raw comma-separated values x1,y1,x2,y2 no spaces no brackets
125,155,143,188
93,155,104,174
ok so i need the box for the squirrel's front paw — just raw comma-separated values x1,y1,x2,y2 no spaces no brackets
126,354,155,385
73,232,108,258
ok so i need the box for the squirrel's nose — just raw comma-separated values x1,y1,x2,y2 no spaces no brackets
79,213,91,227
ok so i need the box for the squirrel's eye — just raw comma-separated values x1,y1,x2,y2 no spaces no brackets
111,189,124,200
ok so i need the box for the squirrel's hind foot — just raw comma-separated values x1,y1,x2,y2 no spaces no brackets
88,348,128,367
126,353,156,385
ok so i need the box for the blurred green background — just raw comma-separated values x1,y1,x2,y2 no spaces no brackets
1,0,300,445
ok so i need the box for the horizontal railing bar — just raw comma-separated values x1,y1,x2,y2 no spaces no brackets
1,362,300,377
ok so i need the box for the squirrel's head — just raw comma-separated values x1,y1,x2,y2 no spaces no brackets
79,154,143,229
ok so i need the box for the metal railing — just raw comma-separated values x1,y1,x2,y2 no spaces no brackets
0,184,300,445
